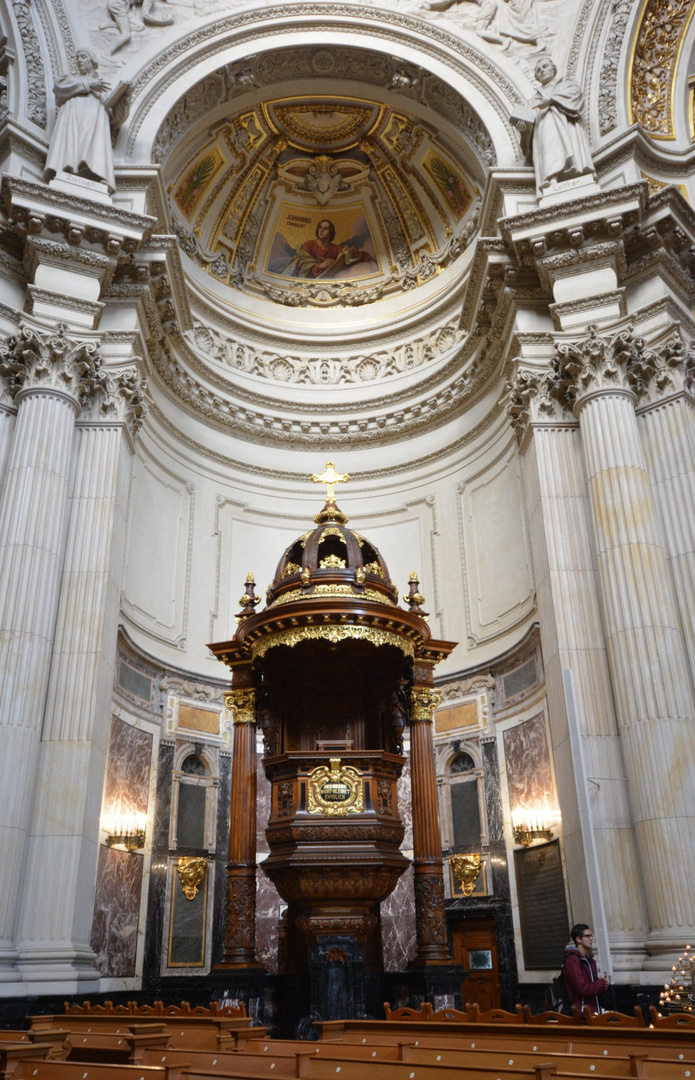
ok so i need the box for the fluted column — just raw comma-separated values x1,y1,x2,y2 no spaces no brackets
0,321,99,979
636,340,695,689
0,404,15,501
554,324,695,964
13,366,146,986
220,675,259,967
506,370,648,972
409,678,450,964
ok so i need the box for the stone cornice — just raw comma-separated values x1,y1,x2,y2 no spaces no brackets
2,176,156,249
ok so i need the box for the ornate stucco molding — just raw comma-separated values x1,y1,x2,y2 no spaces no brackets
10,0,46,127
126,7,522,162
184,317,464,387
598,0,636,135
630,0,695,137
0,321,101,410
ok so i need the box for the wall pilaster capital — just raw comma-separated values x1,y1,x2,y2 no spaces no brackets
551,323,653,413
0,320,101,411
80,362,148,437
633,335,695,409
504,365,570,443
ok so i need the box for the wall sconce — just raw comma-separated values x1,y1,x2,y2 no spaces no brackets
102,810,147,852
512,804,559,847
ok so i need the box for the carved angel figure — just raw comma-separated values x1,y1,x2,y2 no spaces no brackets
529,57,596,193
44,49,129,193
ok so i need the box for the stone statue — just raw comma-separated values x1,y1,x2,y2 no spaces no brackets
44,49,130,193
528,57,596,194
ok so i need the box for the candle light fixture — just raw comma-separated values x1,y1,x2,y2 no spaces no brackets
102,809,147,852
512,803,559,846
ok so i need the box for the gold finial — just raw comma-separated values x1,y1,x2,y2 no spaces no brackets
311,461,350,505
237,572,260,617
403,571,428,615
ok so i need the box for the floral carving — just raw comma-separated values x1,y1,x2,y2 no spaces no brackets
82,363,148,435
224,874,256,955
0,322,100,406
631,0,693,136
414,871,448,945
552,324,655,411
12,0,45,127
598,0,635,134
504,366,568,441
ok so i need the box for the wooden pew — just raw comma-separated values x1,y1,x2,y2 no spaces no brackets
65,1029,171,1064
316,1018,695,1056
0,1042,54,1080
29,1016,263,1052
399,1043,695,1078
12,1061,174,1080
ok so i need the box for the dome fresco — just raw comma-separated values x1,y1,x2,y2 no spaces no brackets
160,49,485,310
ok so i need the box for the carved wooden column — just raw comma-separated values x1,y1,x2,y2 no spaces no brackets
553,324,695,967
220,668,259,967
409,673,450,964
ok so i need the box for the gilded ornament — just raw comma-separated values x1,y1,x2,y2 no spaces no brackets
270,584,394,607
449,853,482,897
307,758,364,816
311,461,350,505
176,856,208,900
630,0,695,137
251,624,414,661
363,561,383,576
227,688,256,723
410,687,442,721
282,562,301,577
319,554,346,568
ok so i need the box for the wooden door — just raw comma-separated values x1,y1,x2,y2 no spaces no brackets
453,918,501,1011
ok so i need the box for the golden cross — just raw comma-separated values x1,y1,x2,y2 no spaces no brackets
311,460,350,503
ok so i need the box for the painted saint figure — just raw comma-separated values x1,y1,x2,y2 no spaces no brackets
530,57,596,193
44,49,129,193
288,219,375,279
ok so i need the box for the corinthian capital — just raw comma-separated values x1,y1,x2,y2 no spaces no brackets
551,324,655,412
410,687,441,723
504,366,569,441
633,336,693,407
0,322,101,408
225,688,256,724
82,362,148,435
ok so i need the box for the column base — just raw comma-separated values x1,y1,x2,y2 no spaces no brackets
13,946,102,991
0,948,21,984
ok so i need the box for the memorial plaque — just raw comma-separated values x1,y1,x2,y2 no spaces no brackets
514,840,569,969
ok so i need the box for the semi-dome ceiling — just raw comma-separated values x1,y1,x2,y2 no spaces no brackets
157,46,490,313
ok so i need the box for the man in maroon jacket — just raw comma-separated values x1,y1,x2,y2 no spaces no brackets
563,924,609,1014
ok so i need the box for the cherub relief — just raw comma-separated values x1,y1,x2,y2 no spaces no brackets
102,0,174,54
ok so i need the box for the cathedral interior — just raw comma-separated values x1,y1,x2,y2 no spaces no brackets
1,0,695,1036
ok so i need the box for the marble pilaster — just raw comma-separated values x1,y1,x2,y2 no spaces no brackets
506,366,648,972
13,367,146,988
553,325,695,966
0,321,98,981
